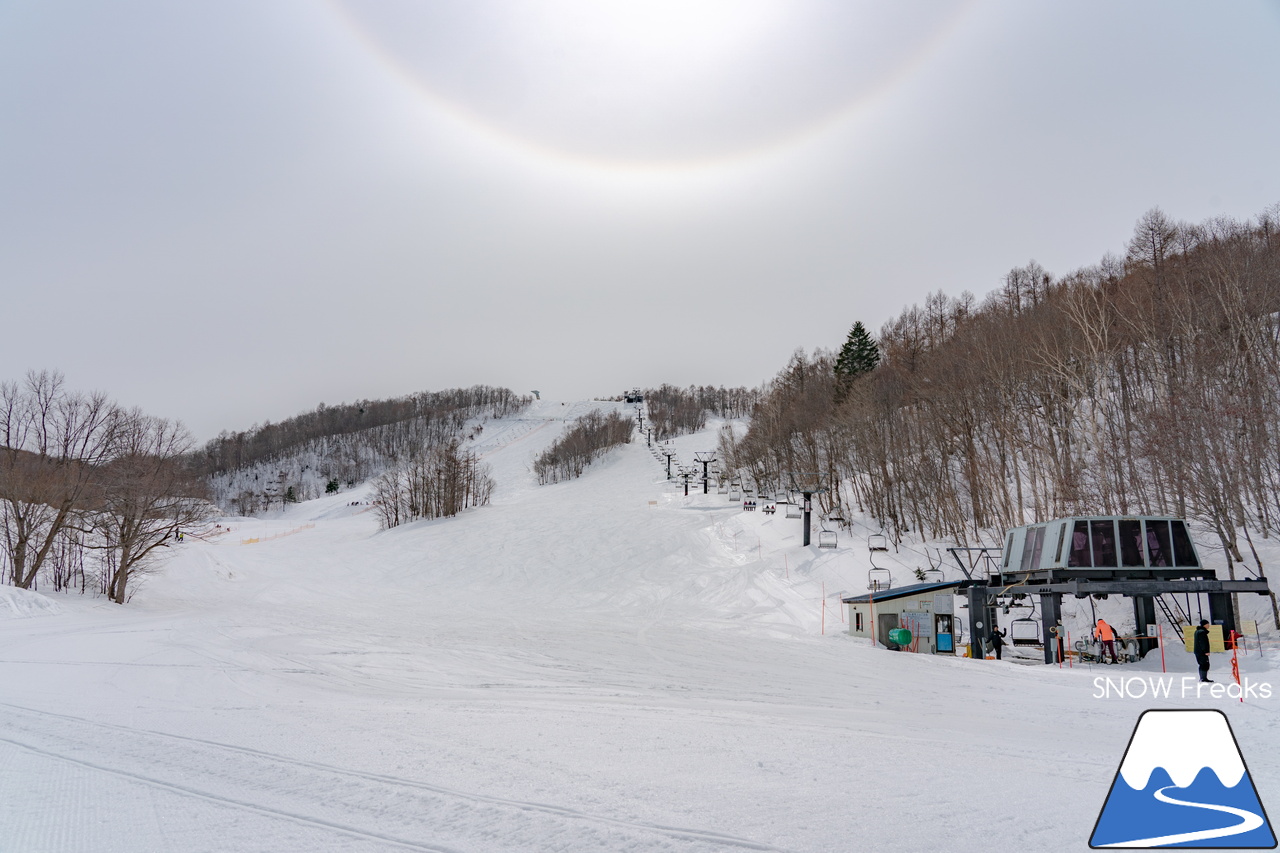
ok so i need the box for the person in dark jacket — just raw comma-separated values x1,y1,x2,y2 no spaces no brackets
990,627,1006,660
1193,619,1212,683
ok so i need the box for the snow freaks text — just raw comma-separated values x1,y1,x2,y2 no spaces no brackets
1092,676,1274,700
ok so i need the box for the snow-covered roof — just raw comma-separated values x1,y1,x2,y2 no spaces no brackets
841,581,963,604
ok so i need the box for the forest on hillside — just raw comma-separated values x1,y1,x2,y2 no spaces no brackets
639,384,761,440
723,206,1280,577
200,386,531,514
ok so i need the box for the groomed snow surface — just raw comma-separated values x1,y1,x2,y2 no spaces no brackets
2,400,1277,852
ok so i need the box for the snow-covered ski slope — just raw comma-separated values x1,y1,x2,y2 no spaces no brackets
2,400,1278,853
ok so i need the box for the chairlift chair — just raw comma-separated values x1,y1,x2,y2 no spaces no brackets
921,568,945,584
868,533,889,552
817,518,837,549
1010,618,1041,647
774,490,789,504
785,502,802,519
717,480,729,494
867,567,892,591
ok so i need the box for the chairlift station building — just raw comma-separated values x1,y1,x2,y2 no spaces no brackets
843,581,964,655
968,515,1271,664
841,516,1271,664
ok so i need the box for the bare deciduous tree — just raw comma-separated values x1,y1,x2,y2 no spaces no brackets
93,412,210,604
0,370,119,589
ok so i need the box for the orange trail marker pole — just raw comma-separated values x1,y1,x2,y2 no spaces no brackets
1159,623,1166,673
1232,631,1242,703
869,595,876,648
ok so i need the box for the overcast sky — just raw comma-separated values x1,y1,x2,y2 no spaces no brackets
2,1,1278,442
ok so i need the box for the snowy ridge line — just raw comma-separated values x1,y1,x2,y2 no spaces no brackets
0,735,462,853
0,702,791,853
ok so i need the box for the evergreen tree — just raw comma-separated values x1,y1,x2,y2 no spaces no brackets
834,321,880,382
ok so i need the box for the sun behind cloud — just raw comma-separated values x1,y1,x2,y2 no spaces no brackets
329,0,973,169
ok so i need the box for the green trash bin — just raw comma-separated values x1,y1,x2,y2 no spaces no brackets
888,627,913,647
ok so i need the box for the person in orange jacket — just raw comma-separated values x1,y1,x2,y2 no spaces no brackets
1095,618,1118,664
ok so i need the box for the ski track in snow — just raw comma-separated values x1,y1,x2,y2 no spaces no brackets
2,402,1278,852
0,703,782,853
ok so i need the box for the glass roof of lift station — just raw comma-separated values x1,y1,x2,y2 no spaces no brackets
1001,516,1201,578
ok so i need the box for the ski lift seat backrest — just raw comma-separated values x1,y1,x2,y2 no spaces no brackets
868,567,891,590
921,568,945,584
1010,618,1041,646
786,503,802,519
868,533,888,552
818,530,837,549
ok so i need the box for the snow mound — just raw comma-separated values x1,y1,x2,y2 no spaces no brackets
0,585,61,618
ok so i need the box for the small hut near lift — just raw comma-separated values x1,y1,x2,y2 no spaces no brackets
843,581,964,654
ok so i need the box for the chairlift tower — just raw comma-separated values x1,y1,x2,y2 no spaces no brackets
660,445,677,479
677,466,696,496
787,472,827,547
694,452,717,495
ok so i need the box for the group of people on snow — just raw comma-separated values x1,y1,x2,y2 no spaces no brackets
986,616,1218,681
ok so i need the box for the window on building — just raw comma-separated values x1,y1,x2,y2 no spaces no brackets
1090,520,1118,567
1146,520,1171,567
1020,526,1045,573
1171,521,1198,566
1119,519,1144,567
1067,520,1090,567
